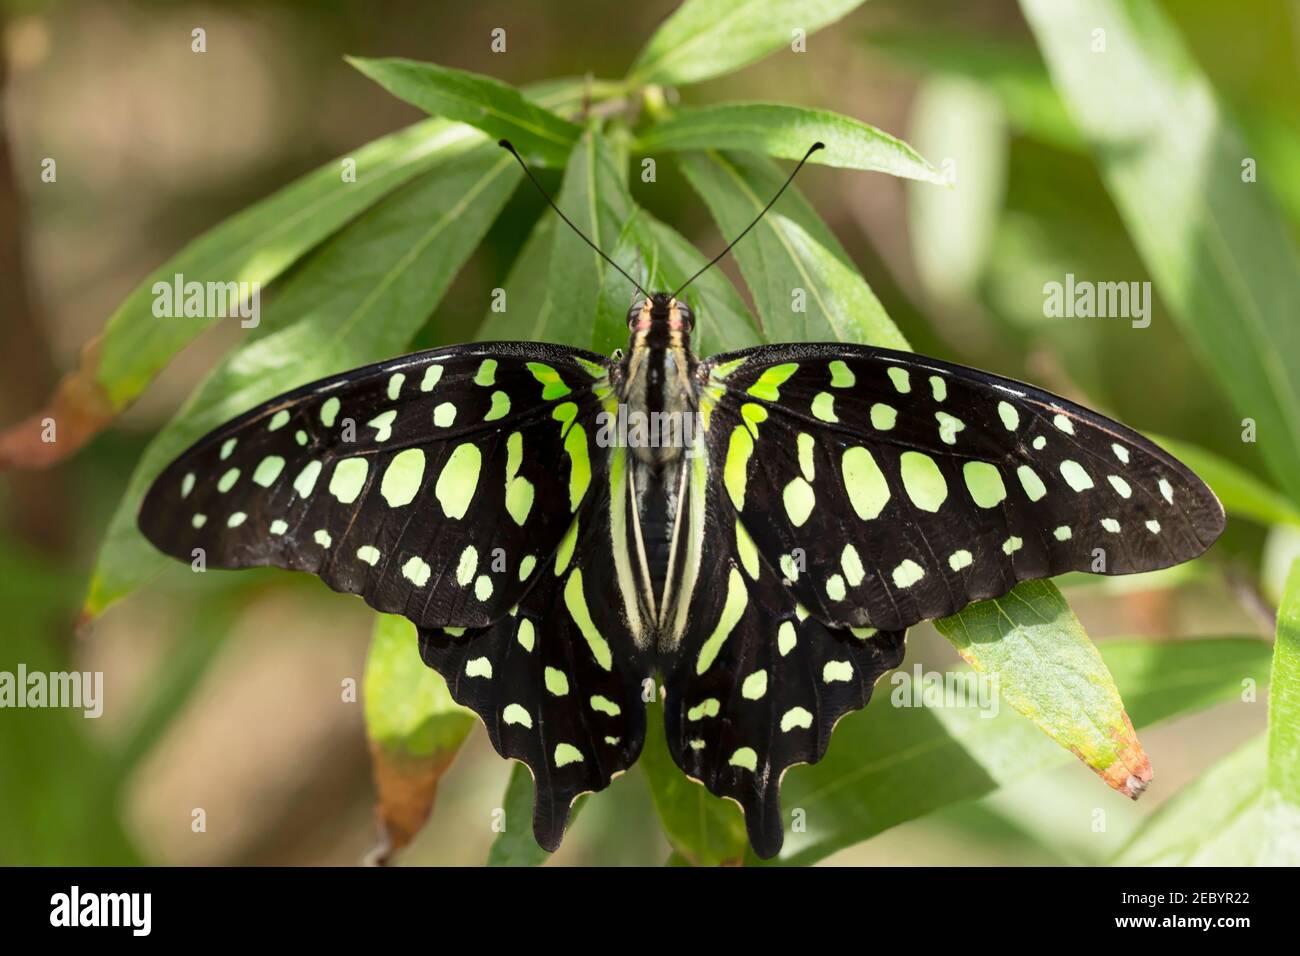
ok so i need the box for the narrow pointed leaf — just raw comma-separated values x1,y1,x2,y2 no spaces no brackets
546,123,636,354
935,580,1149,797
365,614,475,862
638,103,944,182
477,216,556,341
346,57,581,167
629,0,866,87
1269,560,1300,802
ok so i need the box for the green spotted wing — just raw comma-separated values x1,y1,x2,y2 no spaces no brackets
701,342,1224,632
655,443,907,858
139,343,653,849
139,343,610,628
418,442,653,850
660,341,1223,858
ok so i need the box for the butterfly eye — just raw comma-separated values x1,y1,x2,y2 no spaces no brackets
626,304,642,329
678,305,695,330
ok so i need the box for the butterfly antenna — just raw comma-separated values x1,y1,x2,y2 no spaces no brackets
499,139,649,299
671,142,824,298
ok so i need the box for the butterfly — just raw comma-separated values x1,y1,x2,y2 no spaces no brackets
138,141,1224,860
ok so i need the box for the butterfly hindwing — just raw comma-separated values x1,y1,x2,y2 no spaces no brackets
657,438,906,858
419,444,651,850
138,342,611,630
702,343,1224,632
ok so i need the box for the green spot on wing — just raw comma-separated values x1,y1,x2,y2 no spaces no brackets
564,424,591,511
563,569,612,671
746,362,798,401
554,743,583,767
435,443,481,518
963,461,1006,508
380,449,425,507
252,456,284,487
842,446,890,520
900,451,947,512
526,361,571,400
329,457,369,504
484,390,511,421
695,568,747,675
724,425,755,510
828,360,855,388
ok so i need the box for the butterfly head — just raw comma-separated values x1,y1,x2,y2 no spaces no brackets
627,293,695,353
628,293,693,332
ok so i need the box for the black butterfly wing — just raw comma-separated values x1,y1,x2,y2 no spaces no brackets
701,342,1224,632
656,431,906,859
419,444,652,851
138,342,611,630
143,341,649,849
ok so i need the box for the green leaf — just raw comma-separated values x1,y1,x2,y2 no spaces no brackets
546,123,637,354
478,216,557,342
640,701,748,866
1149,434,1300,529
365,614,476,860
1269,559,1300,802
677,150,909,349
637,103,943,182
629,0,866,87
934,580,1149,797
86,145,521,617
755,635,1272,865
1114,561,1300,865
365,615,475,755
346,57,581,167
487,763,590,866
1020,0,1300,505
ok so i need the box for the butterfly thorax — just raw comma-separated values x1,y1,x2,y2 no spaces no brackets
620,293,698,467
616,293,702,637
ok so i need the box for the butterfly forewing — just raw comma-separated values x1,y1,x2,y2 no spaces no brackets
139,342,611,630
702,343,1224,633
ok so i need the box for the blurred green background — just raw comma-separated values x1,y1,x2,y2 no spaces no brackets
0,0,1296,865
